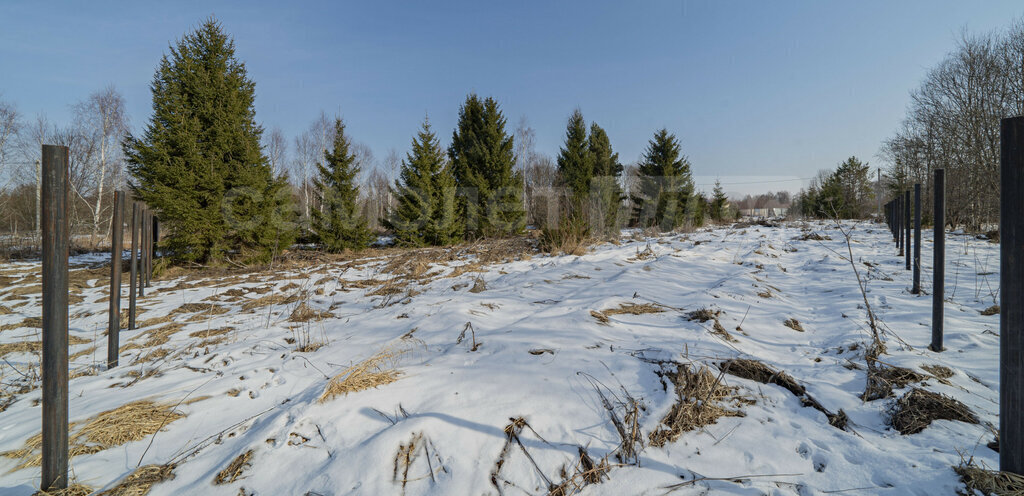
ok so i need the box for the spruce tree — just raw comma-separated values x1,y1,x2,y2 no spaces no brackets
449,94,525,237
384,119,461,247
124,17,294,263
588,122,624,232
312,119,372,252
711,179,729,221
556,109,593,207
631,129,694,230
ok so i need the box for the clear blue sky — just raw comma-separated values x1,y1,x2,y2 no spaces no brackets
2,1,1022,195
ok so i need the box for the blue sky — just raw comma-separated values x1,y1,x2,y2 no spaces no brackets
2,1,1022,195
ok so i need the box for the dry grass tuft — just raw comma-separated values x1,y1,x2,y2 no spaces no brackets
649,364,749,447
214,449,253,485
783,318,804,332
981,305,1000,316
686,308,720,323
921,364,954,380
96,464,175,496
171,303,228,316
133,315,172,329
1,336,89,358
955,458,1024,496
549,447,611,496
121,323,185,351
0,305,11,315
720,359,804,397
188,327,234,339
591,302,665,325
32,483,93,496
240,293,298,311
889,388,977,435
319,344,410,402
288,303,329,322
3,400,184,470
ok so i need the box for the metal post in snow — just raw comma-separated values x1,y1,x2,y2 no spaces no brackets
931,169,945,353
40,145,69,491
128,202,139,329
913,184,922,294
905,190,911,270
138,207,146,297
1001,116,1024,474
107,191,124,368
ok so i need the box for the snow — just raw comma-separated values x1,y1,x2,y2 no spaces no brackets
0,221,1002,495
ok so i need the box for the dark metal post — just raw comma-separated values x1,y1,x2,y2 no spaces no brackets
1001,117,1024,474
41,145,69,491
107,191,124,368
142,209,150,288
129,202,139,329
913,184,922,294
931,169,945,352
897,195,904,255
904,190,911,270
138,207,146,297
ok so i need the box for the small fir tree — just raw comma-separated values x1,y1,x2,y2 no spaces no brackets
588,122,624,232
449,94,525,237
384,119,461,246
312,119,372,252
710,179,729,221
556,109,594,208
124,17,294,263
631,129,694,230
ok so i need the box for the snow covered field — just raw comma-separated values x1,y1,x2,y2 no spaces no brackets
0,221,1003,495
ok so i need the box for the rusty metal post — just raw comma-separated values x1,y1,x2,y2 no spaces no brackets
107,191,124,368
129,202,139,329
41,144,69,491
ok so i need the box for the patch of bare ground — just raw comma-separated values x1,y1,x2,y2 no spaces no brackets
889,388,977,435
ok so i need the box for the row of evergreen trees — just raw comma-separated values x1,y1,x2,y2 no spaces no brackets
125,18,734,264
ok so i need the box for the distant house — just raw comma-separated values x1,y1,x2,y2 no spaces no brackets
740,207,788,218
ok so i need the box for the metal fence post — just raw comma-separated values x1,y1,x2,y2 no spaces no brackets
897,195,903,255
904,190,911,270
129,202,139,329
107,191,124,368
41,144,69,491
138,207,146,297
931,169,945,352
913,184,922,294
1001,116,1024,474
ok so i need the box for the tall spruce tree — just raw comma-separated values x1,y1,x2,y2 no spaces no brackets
631,129,694,230
384,119,461,247
710,179,729,221
556,109,593,207
312,119,372,252
449,94,525,237
124,17,294,263
588,122,624,232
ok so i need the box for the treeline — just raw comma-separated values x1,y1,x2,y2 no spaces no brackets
793,157,875,219
881,20,1024,230
0,17,743,263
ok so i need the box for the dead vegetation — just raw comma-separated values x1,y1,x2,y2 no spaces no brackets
392,431,445,492
981,305,1000,316
32,483,93,496
719,359,848,430
214,449,253,485
549,447,611,496
95,464,175,496
921,364,954,380
120,323,185,351
649,364,750,447
318,343,411,402
685,307,735,341
2,400,185,471
863,363,927,401
889,388,977,435
955,457,1024,496
783,318,804,332
1,336,90,358
592,302,666,324
288,302,329,322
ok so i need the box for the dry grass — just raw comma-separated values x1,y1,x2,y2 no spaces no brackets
981,305,1000,316
70,346,97,362
240,293,298,311
1,336,89,358
288,303,329,322
955,458,1024,496
3,400,184,470
921,364,954,380
214,449,253,485
649,364,750,447
133,315,172,329
720,359,805,397
889,388,977,435
319,344,410,402
686,308,720,323
593,302,666,324
549,447,611,496
783,318,804,332
121,323,185,351
32,483,93,496
188,327,234,339
95,464,175,496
